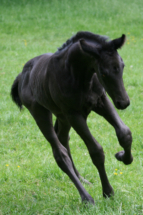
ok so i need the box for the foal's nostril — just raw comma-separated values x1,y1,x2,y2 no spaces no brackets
115,99,130,110
124,98,130,108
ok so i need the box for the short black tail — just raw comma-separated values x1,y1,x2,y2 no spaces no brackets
11,74,23,110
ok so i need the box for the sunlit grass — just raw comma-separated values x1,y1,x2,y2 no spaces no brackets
0,0,143,214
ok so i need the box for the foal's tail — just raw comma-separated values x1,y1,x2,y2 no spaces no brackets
11,74,22,110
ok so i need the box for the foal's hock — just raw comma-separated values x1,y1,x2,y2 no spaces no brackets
11,31,133,204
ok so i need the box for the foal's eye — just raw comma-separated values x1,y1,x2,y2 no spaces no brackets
113,66,119,73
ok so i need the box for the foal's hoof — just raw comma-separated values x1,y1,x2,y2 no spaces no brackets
115,151,133,165
80,176,92,185
103,186,114,198
82,195,95,205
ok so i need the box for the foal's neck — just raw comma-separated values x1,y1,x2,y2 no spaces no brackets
67,42,96,91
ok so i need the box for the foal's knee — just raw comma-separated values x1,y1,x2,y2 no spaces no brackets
89,145,105,167
116,126,132,149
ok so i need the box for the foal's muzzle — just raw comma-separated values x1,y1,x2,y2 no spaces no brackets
114,99,130,110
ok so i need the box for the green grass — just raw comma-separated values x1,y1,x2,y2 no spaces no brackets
0,0,143,214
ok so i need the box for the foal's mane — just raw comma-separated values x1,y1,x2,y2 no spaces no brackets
58,31,108,52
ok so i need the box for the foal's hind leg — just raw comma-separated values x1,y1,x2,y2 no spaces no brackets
54,117,91,184
29,103,94,204
93,94,133,165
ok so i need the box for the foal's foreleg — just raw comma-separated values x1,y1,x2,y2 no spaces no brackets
29,104,94,204
93,95,133,165
54,117,91,184
67,113,114,198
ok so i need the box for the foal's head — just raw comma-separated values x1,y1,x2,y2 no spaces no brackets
80,34,130,110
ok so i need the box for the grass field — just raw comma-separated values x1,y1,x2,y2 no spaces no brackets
0,0,143,214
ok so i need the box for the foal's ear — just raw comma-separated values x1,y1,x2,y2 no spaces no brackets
110,34,126,50
79,39,100,58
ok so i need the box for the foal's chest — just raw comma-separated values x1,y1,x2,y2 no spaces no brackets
82,91,100,116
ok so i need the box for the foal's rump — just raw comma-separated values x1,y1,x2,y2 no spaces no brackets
11,73,22,109
11,53,53,110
